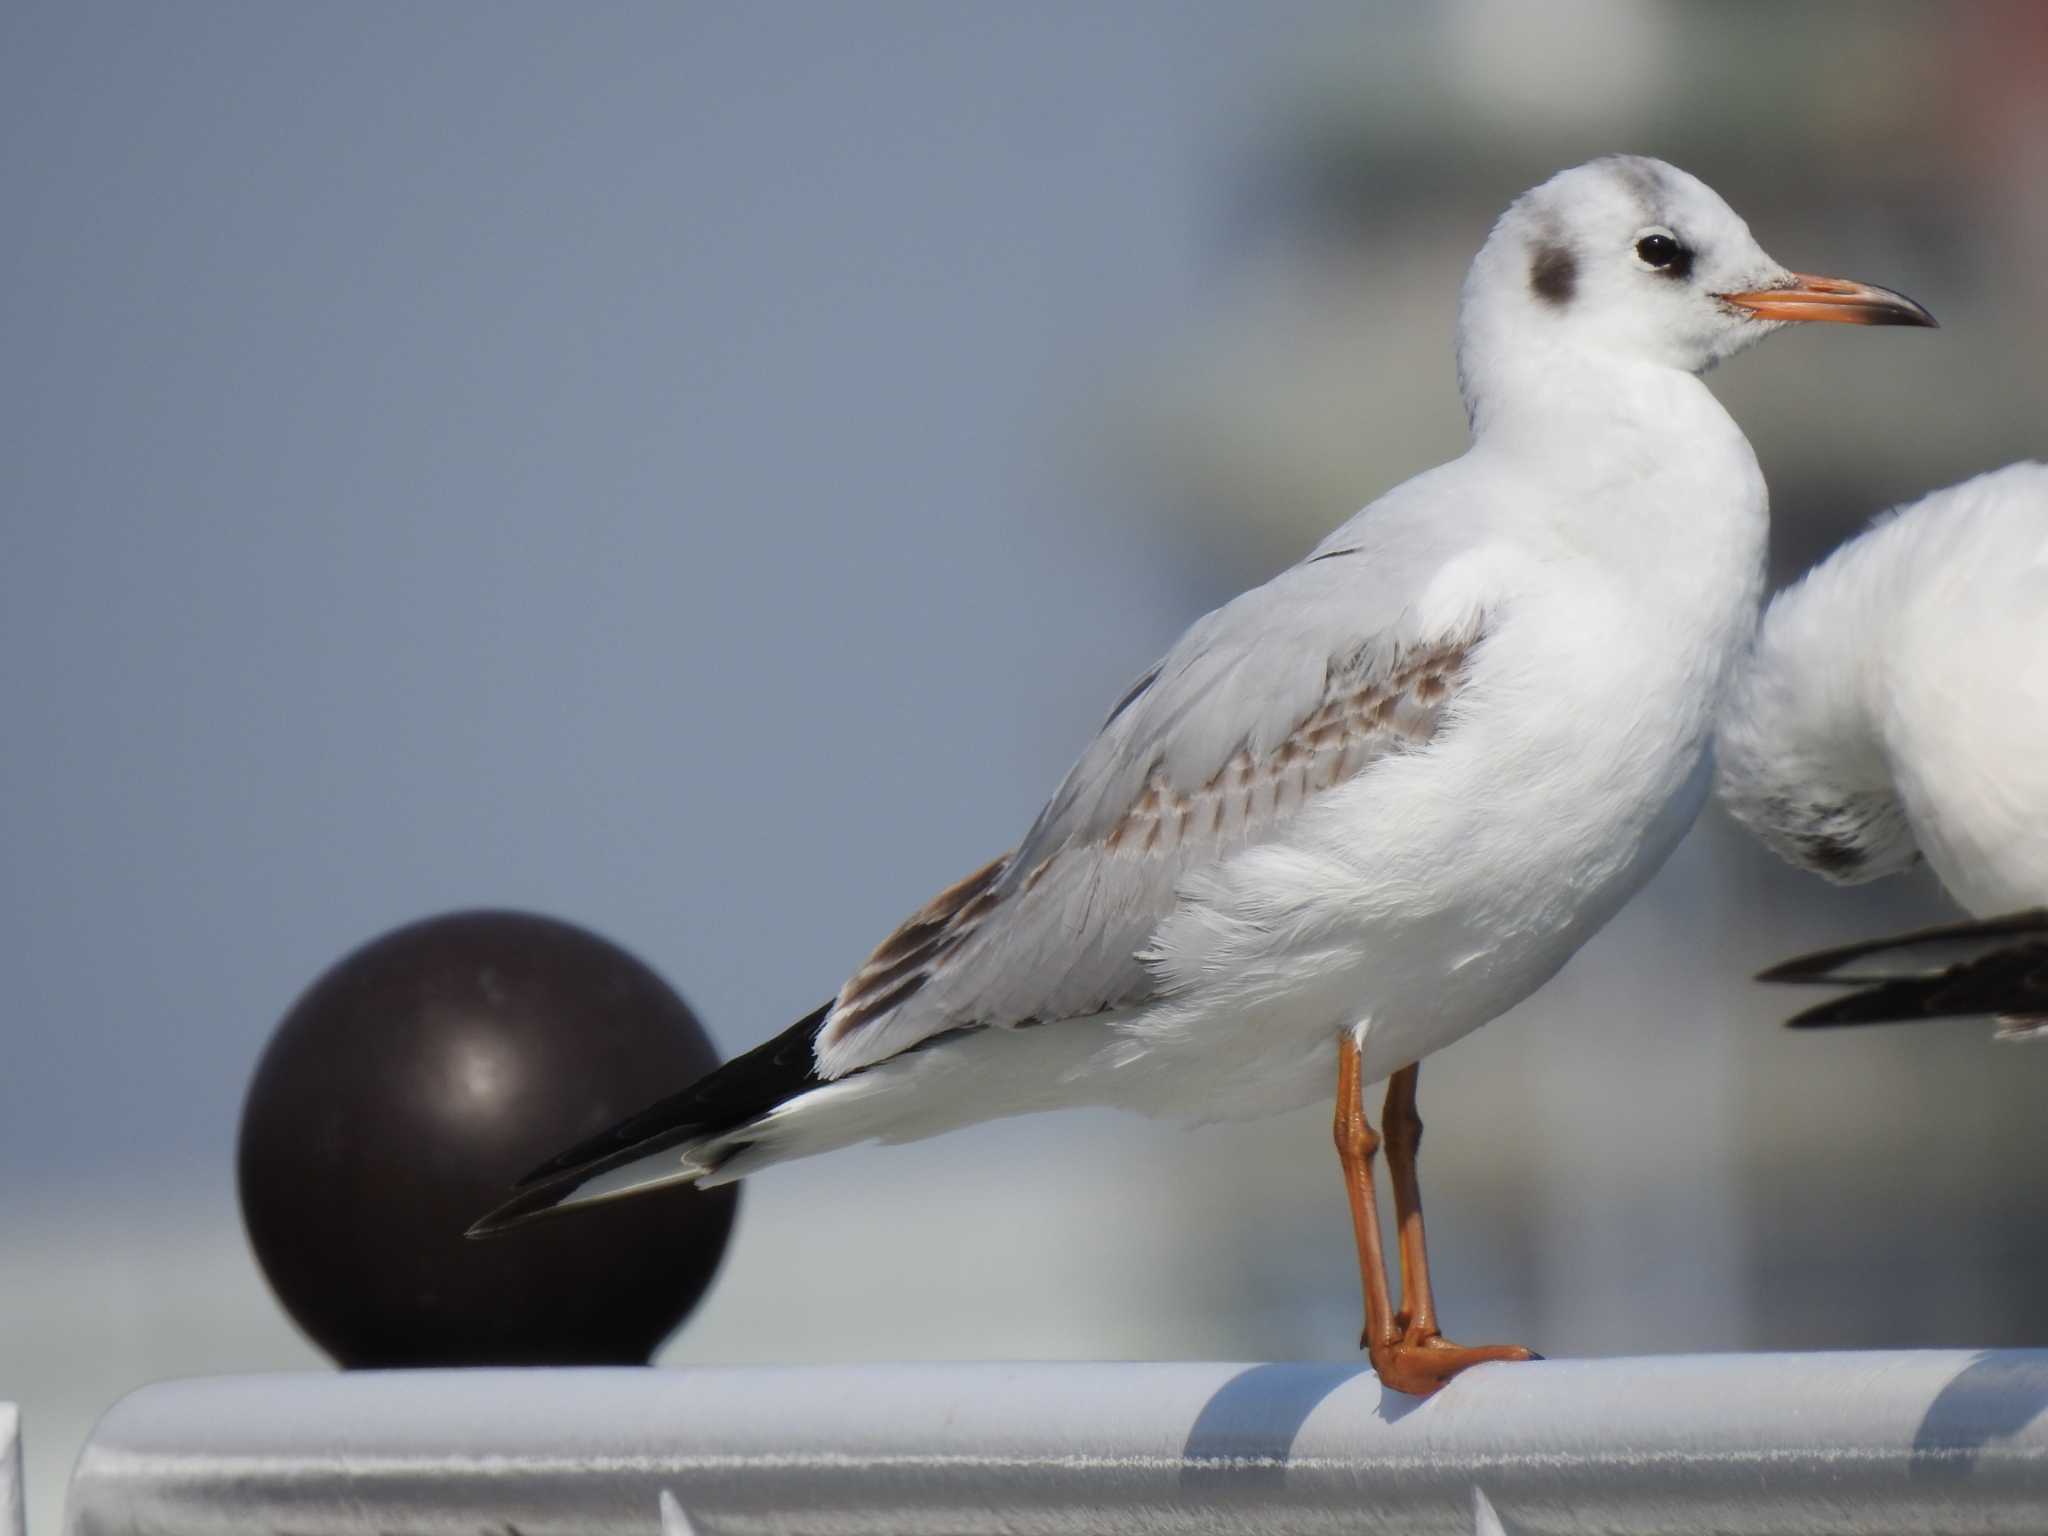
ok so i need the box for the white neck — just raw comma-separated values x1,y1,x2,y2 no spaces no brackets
1470,335,1765,573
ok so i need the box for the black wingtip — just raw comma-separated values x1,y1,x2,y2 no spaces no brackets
1763,909,2048,1030
1756,951,1834,985
470,1136,716,1240
512,998,836,1190
513,1081,702,1188
465,1178,577,1239
473,998,840,1247
1782,987,1939,1029
516,1122,638,1190
1756,909,2048,987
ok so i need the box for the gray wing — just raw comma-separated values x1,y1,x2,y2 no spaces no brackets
812,546,1490,1079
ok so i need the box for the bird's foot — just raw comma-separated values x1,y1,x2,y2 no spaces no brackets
1364,1326,1539,1397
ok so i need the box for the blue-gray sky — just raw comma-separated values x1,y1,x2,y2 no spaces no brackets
1,2,1288,1184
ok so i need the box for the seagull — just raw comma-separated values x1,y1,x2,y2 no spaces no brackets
474,156,1933,1394
1718,462,2048,1034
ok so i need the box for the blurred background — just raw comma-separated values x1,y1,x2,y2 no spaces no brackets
5,2,2048,1531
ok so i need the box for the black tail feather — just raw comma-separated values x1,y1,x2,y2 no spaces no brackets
1759,909,2048,1029
514,1000,833,1188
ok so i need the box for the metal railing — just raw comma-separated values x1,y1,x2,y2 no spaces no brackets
3,1404,22,1536
61,1354,2048,1535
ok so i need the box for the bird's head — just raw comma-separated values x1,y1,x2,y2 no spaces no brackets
1457,155,1934,420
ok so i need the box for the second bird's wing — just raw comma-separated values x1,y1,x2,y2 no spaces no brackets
1761,908,2048,1027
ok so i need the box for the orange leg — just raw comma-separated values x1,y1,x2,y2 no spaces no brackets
1381,1064,1441,1340
1336,1044,1538,1396
1333,1035,1397,1357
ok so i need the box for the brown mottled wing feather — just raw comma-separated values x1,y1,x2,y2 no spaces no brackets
815,548,1489,1078
828,854,1013,1041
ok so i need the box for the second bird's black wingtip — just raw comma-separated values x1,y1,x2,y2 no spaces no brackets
1781,991,1914,1029
1755,952,1831,986
1760,908,2048,1031
1755,909,2048,987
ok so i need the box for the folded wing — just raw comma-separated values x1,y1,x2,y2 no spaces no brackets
815,550,1489,1078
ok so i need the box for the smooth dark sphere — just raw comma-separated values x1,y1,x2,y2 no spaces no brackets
239,909,738,1367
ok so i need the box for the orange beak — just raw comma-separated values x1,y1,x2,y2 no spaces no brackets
1717,272,1936,328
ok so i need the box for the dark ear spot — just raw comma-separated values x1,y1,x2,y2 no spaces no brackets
1529,242,1576,306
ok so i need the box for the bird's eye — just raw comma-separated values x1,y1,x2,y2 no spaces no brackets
1635,232,1684,270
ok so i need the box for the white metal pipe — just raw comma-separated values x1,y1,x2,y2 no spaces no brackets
2,1404,22,1536
63,1355,2048,1535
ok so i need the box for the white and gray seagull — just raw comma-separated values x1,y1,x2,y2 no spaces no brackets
475,156,1933,1394
1719,462,2048,1035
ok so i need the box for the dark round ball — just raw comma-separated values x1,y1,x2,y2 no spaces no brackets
238,909,738,1367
